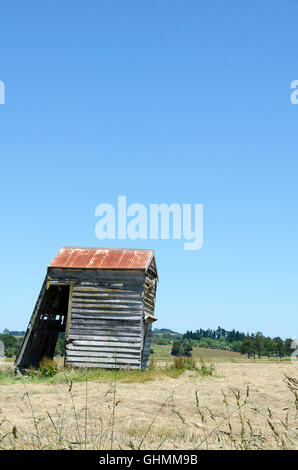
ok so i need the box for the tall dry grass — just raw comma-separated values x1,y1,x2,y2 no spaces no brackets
0,359,297,450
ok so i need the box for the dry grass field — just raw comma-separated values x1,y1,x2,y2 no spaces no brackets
0,357,297,450
152,344,246,362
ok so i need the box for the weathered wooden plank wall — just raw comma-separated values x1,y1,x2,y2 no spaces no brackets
47,268,153,369
66,283,143,369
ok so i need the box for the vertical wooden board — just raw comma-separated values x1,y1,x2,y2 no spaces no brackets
65,285,73,341
64,284,73,366
141,322,152,369
15,276,48,368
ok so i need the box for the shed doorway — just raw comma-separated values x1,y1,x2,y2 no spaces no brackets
19,285,70,368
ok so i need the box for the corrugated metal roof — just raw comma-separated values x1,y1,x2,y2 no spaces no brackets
48,246,155,270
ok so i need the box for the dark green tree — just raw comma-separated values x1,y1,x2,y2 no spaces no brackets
254,332,264,359
171,339,193,357
240,335,254,359
183,340,193,357
263,337,275,359
273,337,285,359
171,340,184,356
284,338,294,357
0,334,22,357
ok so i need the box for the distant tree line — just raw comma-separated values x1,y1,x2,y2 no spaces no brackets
240,333,293,359
2,329,25,337
184,327,246,343
182,327,244,352
181,327,294,358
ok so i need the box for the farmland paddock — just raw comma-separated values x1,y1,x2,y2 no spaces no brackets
0,361,296,450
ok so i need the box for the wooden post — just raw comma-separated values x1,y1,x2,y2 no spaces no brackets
64,284,73,367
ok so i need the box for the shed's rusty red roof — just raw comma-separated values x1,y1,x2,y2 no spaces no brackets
48,247,155,270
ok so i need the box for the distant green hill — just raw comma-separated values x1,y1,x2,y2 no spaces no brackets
2,329,25,337
152,328,182,336
151,328,182,345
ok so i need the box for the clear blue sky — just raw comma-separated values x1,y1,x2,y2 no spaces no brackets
0,1,297,338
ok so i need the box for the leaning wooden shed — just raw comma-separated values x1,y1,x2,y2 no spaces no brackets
16,247,158,370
